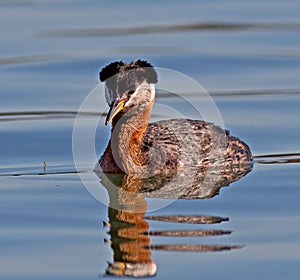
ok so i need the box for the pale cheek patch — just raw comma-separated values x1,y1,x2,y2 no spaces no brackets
124,82,156,108
105,86,114,106
150,84,156,102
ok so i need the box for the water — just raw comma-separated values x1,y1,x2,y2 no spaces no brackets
1,0,300,279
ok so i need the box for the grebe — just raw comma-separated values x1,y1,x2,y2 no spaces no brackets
98,60,252,175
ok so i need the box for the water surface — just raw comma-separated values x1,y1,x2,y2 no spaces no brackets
0,1,300,279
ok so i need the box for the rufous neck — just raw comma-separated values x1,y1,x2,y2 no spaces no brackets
110,103,153,174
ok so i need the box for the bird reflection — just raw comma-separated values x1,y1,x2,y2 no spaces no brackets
96,161,252,277
102,174,156,277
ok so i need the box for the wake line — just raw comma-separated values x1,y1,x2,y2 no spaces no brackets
254,152,300,164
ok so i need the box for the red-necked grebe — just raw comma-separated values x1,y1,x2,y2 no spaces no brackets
98,60,252,175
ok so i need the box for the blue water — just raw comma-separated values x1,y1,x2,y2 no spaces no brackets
1,1,300,279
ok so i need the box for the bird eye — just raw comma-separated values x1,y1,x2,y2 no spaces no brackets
128,90,135,95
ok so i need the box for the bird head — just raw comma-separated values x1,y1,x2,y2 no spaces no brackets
99,60,158,125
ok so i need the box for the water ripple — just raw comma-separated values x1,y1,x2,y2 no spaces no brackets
1,87,300,121
145,215,229,224
254,153,300,164
37,22,300,38
158,88,300,98
148,244,243,252
0,110,98,122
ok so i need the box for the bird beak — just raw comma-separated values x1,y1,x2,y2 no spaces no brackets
105,97,128,125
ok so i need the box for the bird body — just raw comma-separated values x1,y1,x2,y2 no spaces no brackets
97,60,252,176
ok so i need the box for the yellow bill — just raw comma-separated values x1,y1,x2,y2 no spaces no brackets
105,98,127,125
